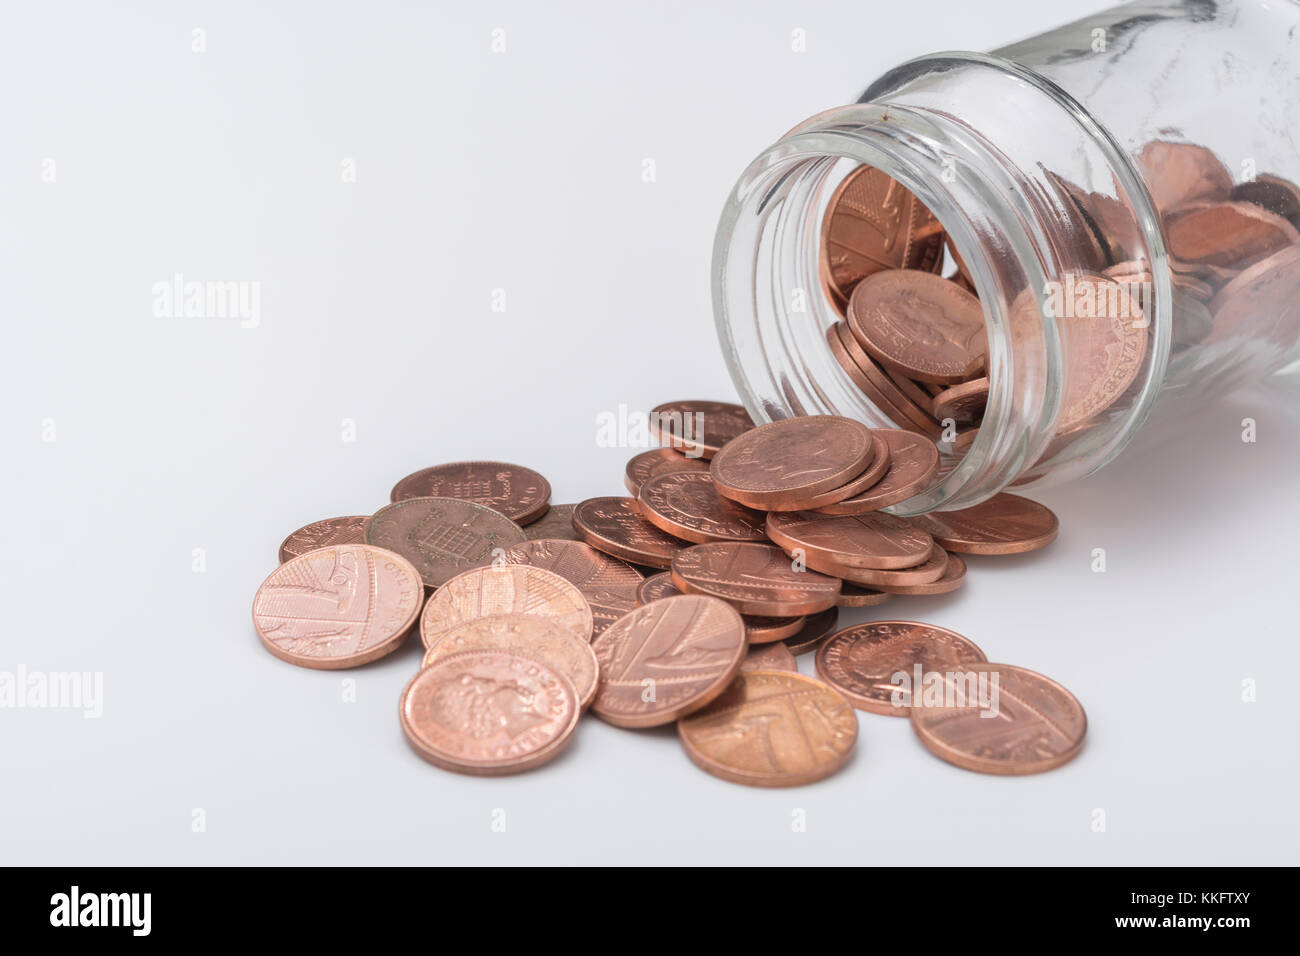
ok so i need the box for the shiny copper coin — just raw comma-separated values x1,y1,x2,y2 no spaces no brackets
420,564,593,649
931,378,988,425
277,515,371,564
836,583,894,608
633,573,802,644
809,544,949,588
910,663,1087,774
1135,140,1233,217
1166,201,1299,275
650,400,753,460
782,607,841,655
1052,276,1144,431
522,503,579,541
766,510,933,570
635,572,681,604
741,642,798,673
812,429,940,513
709,415,876,510
389,461,551,525
828,323,943,437
876,551,966,595
367,496,526,588
590,594,747,728
847,269,987,385
400,651,579,775
678,670,858,787
421,614,600,710
252,544,422,669
571,496,687,569
671,542,841,617
637,471,768,544
624,447,711,496
819,165,945,311
1207,244,1300,347
500,538,642,638
911,493,1058,555
815,620,987,716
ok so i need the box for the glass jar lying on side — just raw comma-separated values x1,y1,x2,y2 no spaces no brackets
713,0,1300,513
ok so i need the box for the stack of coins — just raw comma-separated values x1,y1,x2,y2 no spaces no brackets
252,405,1086,784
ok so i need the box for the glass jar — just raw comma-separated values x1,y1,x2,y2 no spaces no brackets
713,0,1300,513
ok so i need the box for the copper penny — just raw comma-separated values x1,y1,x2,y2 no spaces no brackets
590,594,747,728
911,493,1058,555
741,642,798,673
678,670,858,787
522,503,579,542
277,516,372,564
876,552,966,595
910,663,1087,774
766,510,933,570
635,571,682,604
400,651,579,775
847,269,987,385
1207,244,1300,348
1051,275,1148,431
637,471,768,544
571,496,687,569
421,614,600,710
634,573,803,645
709,415,876,510
390,461,551,525
782,607,841,655
671,542,841,617
624,447,711,496
420,564,593,649
815,620,987,716
367,496,526,588
811,544,949,588
819,165,945,311
252,544,422,669
1135,140,1233,218
650,400,753,460
1166,201,1299,275
828,323,943,437
930,378,988,425
500,538,643,638
836,583,894,608
812,429,940,513
1233,172,1300,226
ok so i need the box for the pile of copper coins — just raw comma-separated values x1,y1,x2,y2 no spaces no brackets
252,404,1086,785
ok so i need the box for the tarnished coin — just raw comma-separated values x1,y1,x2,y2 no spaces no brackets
709,416,876,510
782,607,841,655
813,429,940,513
650,400,753,459
875,552,966,595
421,614,600,710
819,165,945,310
624,447,711,496
910,663,1087,774
671,542,841,617
500,538,643,638
634,573,802,645
741,642,798,673
253,544,422,669
367,496,526,588
590,595,747,728
278,516,371,564
420,564,593,649
572,496,687,569
847,270,987,385
911,493,1058,555
390,461,551,525
678,670,858,787
1135,140,1233,217
930,378,988,424
400,651,579,775
814,621,987,716
523,503,580,542
766,510,933,570
813,545,949,588
637,471,768,544
828,323,943,438
836,583,894,608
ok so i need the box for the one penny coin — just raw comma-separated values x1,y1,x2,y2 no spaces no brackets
523,503,580,542
624,447,711,496
650,400,753,459
499,538,643,638
671,542,842,617
1135,140,1233,217
813,429,940,513
766,510,933,570
637,471,768,544
419,564,593,649
910,493,1058,555
634,573,800,644
590,595,747,728
252,544,422,669
811,545,949,588
678,671,858,787
814,621,987,716
1054,273,1147,432
782,607,841,655
741,642,798,673
367,496,526,588
910,663,1087,774
572,496,688,569
874,552,966,595
390,461,551,525
930,378,989,424
836,583,894,608
828,323,943,437
277,516,371,564
400,651,579,775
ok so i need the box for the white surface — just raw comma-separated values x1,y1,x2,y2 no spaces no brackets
2,0,1297,866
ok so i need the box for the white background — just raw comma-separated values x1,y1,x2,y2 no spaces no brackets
2,0,1297,865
